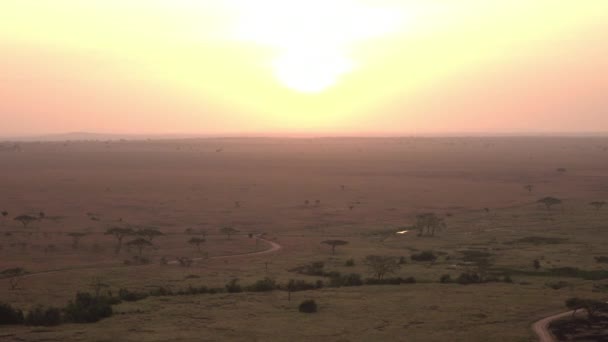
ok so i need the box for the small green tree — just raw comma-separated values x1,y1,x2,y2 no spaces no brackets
321,240,348,255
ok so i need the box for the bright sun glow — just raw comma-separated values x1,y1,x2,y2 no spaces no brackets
229,0,403,93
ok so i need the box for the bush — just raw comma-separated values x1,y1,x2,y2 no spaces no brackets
118,288,148,302
364,277,415,285
457,272,483,285
286,280,318,292
329,273,363,287
64,292,113,323
289,262,326,276
546,281,570,290
299,300,317,313
247,278,277,292
411,251,437,262
225,279,242,293
345,259,355,267
440,274,452,283
24,306,62,326
0,302,24,325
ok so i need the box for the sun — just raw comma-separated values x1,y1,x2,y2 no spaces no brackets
272,49,355,93
229,0,402,93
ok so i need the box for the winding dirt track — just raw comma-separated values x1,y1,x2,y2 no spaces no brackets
532,310,574,342
14,237,282,279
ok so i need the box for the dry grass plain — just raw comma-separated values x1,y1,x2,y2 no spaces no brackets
1,137,608,341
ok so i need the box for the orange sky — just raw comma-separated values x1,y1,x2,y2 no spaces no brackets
1,1,607,137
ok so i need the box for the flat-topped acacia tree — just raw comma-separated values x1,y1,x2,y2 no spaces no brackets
321,240,348,255
1,267,27,290
220,226,239,240
105,226,135,254
414,213,446,237
188,237,206,253
68,232,87,250
14,215,38,228
137,227,164,241
126,238,153,257
538,196,562,210
590,201,606,211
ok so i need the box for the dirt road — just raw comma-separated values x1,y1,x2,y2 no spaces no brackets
532,310,574,342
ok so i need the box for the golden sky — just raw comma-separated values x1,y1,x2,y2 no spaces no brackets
1,0,607,136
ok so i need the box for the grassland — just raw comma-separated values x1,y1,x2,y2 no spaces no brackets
1,137,607,341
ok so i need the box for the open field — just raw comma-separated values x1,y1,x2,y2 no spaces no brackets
1,137,608,341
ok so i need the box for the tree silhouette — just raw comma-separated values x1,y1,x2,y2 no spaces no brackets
1,267,27,290
14,215,38,228
68,232,87,250
137,227,164,241
537,197,562,210
188,237,206,253
364,255,400,280
104,227,135,254
524,184,534,193
321,240,348,255
590,201,606,211
126,238,152,257
220,226,239,240
414,213,446,237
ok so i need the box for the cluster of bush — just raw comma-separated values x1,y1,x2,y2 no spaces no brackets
0,292,113,327
411,251,437,262
440,272,512,285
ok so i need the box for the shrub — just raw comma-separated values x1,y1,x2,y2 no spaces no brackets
411,251,437,262
365,277,415,285
345,259,355,267
247,278,277,292
546,281,570,290
457,272,483,285
595,256,608,263
225,279,242,293
24,306,62,326
440,274,452,283
118,288,148,302
64,292,113,323
289,262,326,276
286,280,318,292
0,302,24,325
329,273,363,287
503,274,513,283
299,300,317,313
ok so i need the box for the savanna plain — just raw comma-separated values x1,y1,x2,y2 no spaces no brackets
1,137,608,341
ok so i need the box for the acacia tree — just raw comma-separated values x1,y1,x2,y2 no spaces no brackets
188,237,206,253
1,211,7,226
538,197,562,210
364,255,400,280
1,267,27,290
524,184,534,193
68,232,87,250
220,226,239,240
105,227,135,254
14,215,38,228
566,298,608,320
137,227,164,241
321,240,348,255
126,238,153,257
590,201,607,211
414,213,446,237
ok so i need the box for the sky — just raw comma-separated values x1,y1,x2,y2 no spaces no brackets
1,0,607,137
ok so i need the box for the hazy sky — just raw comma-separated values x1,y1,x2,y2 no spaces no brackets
1,1,607,136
